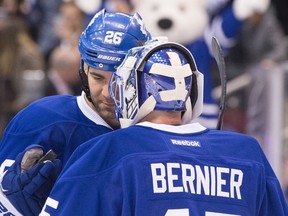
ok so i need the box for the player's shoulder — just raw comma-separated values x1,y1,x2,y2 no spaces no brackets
15,95,78,118
207,129,263,157
208,129,259,145
30,94,77,108
94,125,146,145
210,129,258,142
5,95,81,132
74,127,141,159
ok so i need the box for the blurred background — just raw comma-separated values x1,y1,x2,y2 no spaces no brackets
0,0,287,202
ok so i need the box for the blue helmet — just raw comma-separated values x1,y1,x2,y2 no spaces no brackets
109,38,204,128
79,9,152,101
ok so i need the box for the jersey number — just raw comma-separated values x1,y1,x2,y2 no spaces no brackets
104,31,123,45
165,209,189,216
165,209,240,216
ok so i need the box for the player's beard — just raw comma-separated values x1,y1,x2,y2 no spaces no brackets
91,96,120,129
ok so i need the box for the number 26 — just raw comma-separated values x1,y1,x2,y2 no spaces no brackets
104,31,123,45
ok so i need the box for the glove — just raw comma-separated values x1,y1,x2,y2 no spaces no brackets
233,0,270,20
1,144,62,216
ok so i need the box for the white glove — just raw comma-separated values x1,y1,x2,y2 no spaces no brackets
233,0,270,20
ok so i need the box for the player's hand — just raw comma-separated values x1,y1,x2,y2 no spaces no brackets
1,144,62,216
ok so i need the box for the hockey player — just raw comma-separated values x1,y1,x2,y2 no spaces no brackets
41,39,288,215
0,9,151,216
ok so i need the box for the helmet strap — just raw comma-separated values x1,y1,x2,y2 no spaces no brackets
79,60,92,102
181,97,193,124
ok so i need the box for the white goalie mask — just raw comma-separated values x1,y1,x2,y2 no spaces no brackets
109,38,204,128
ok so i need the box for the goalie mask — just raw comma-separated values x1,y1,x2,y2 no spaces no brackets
79,9,151,101
109,39,204,128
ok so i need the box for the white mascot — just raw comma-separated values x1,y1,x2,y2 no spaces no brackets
131,0,270,129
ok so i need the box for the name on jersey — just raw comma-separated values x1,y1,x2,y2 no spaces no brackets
150,162,243,200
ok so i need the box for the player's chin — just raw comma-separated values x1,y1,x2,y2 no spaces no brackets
100,110,119,128
99,109,116,119
101,102,115,111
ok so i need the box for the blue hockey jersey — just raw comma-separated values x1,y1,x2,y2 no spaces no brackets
0,93,113,215
42,122,288,216
0,93,112,168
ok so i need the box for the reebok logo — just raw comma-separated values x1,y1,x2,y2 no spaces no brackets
171,139,201,147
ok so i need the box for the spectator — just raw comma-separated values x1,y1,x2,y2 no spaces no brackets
224,6,288,141
53,1,85,50
0,17,44,137
26,0,62,61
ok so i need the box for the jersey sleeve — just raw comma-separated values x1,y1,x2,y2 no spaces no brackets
247,137,288,215
258,177,288,215
0,173,22,216
258,148,288,215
